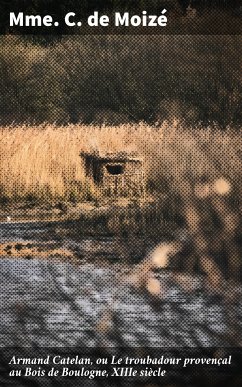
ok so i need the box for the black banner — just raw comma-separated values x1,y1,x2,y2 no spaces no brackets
0,1,241,35
1,347,242,386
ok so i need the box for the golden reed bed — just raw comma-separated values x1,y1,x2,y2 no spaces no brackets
0,122,241,203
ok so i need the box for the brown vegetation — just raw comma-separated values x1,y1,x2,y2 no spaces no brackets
0,122,241,281
0,122,241,204
0,241,75,261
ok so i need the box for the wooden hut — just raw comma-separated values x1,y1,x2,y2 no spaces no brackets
80,151,145,197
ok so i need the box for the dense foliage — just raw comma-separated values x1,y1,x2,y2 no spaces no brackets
0,36,241,127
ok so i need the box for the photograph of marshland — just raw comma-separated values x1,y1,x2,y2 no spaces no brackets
0,33,241,386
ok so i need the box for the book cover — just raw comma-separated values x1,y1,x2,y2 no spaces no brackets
0,1,241,386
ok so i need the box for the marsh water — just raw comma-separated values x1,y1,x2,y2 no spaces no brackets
0,215,156,265
0,216,241,350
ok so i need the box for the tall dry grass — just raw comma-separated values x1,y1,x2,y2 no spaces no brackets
0,124,137,202
0,122,241,206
